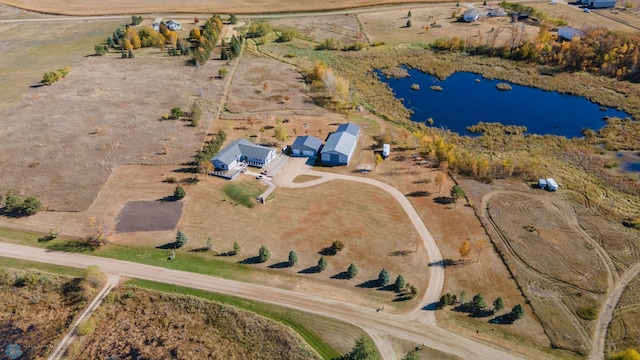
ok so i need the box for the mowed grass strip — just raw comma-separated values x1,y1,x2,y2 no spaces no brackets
0,256,86,277
223,180,264,208
126,278,368,359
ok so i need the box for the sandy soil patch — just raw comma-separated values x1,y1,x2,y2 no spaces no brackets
0,53,225,211
115,200,183,233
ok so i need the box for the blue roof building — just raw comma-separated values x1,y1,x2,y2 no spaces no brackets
320,123,361,165
211,138,276,170
290,135,322,157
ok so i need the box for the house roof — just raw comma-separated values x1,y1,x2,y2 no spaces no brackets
238,141,274,159
291,135,322,152
464,8,481,19
321,131,357,156
211,138,273,164
336,123,361,136
558,26,583,40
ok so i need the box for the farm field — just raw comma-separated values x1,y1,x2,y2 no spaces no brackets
4,0,443,16
0,17,122,113
607,275,640,355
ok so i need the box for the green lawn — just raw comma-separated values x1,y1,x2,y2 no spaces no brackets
0,256,85,277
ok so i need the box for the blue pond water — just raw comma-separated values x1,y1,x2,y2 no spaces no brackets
377,70,631,137
624,163,640,172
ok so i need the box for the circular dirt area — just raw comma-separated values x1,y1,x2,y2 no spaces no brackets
115,200,183,233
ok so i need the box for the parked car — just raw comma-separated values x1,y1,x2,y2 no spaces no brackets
584,8,591,12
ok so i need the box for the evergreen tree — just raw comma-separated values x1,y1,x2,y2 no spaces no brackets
406,20,412,27
511,304,525,320
288,250,298,266
233,241,241,255
394,275,405,292
229,14,238,24
258,245,270,262
317,256,328,271
174,185,186,199
175,230,188,248
493,297,505,312
347,263,359,278
378,268,390,286
472,293,486,312
206,237,213,251
128,49,134,58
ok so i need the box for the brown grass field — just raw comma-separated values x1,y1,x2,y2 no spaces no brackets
68,285,319,360
2,0,438,16
0,263,93,359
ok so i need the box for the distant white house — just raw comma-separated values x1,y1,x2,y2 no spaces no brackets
211,138,276,170
463,8,482,22
320,123,361,165
290,135,323,157
152,19,182,32
558,26,583,41
166,19,182,31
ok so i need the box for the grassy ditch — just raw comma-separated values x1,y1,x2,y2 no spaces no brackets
126,279,368,359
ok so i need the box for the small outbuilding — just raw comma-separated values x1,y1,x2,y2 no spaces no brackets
558,26,583,41
290,135,322,157
382,144,390,159
489,7,507,16
538,178,547,189
463,8,482,22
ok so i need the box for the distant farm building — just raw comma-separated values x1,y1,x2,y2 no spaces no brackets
577,0,616,7
290,135,322,157
463,8,482,22
382,144,390,159
321,123,361,165
211,138,276,170
558,26,583,41
489,7,507,16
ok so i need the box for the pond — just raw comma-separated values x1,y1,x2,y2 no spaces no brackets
377,69,631,137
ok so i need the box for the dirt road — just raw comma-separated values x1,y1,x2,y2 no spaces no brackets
1,242,520,360
590,262,640,360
